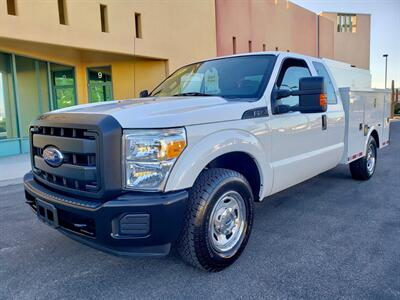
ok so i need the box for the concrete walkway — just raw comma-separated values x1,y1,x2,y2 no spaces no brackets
0,154,30,187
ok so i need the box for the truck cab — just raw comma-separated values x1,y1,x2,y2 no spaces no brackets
24,52,389,271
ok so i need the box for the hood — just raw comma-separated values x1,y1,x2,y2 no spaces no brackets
50,96,253,128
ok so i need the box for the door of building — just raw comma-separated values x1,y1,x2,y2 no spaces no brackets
51,64,76,109
87,66,113,102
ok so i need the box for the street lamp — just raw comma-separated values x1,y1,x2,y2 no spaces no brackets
383,54,388,89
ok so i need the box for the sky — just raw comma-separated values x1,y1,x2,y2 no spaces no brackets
291,0,400,88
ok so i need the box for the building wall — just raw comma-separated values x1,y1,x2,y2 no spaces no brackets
0,0,217,72
216,0,317,56
215,1,370,70
318,16,334,60
321,12,370,69
0,0,217,101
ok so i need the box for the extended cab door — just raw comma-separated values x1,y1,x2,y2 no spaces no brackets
311,61,345,166
269,56,332,194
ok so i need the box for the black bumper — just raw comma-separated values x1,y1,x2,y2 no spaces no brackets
24,172,188,257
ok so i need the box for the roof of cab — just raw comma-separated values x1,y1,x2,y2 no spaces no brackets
204,51,323,63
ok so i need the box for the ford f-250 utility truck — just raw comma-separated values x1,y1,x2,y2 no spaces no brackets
24,52,390,272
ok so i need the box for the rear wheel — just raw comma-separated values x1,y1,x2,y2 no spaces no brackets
349,136,377,180
177,168,254,272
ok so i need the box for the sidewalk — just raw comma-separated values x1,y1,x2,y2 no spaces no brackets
0,154,30,187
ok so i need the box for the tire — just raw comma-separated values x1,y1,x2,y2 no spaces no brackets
177,168,254,272
349,136,377,180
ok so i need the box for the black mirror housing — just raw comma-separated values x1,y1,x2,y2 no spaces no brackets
298,76,327,113
275,88,292,100
139,90,149,98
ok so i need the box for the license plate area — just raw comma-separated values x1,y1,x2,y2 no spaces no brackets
36,199,59,228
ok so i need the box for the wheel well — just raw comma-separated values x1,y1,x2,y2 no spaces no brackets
370,130,380,148
206,152,261,201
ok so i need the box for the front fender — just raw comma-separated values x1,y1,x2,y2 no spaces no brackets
165,128,271,198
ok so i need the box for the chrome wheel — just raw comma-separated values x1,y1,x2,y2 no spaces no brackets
209,191,246,256
366,143,376,174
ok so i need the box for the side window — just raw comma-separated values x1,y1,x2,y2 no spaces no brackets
276,59,311,109
313,62,337,104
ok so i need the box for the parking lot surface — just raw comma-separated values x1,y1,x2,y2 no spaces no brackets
1,121,399,300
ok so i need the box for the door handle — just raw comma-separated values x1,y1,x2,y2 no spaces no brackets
322,114,327,130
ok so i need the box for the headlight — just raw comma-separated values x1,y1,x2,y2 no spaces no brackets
123,128,186,191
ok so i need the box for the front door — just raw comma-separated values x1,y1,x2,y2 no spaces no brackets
51,64,76,109
269,57,327,194
87,66,113,102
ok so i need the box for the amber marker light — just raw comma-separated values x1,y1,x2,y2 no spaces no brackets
320,93,327,108
165,139,187,160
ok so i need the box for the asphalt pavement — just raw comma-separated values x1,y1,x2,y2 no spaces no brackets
1,122,399,299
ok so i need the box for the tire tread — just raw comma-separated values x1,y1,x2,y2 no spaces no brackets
177,168,253,272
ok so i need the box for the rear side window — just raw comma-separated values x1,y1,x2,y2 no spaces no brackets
313,62,337,104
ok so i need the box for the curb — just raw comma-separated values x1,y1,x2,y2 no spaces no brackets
0,178,23,187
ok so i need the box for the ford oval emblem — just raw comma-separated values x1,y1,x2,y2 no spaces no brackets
43,146,64,167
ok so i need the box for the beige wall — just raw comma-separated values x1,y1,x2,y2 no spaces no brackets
0,0,217,71
216,0,317,56
0,0,217,102
318,15,334,59
321,12,370,69
215,1,370,70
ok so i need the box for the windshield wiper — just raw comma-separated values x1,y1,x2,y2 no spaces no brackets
172,92,213,97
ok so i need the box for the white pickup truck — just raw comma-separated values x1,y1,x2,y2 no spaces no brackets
24,52,390,272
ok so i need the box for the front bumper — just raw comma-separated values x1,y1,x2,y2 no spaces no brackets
24,172,188,257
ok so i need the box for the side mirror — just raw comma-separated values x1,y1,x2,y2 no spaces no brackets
139,90,149,98
298,76,327,113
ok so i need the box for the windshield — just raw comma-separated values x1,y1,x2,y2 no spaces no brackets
150,55,277,100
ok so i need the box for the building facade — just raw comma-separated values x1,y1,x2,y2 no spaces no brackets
215,1,370,69
320,12,370,70
0,0,370,157
0,0,217,157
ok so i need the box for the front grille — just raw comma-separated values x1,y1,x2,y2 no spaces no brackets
31,126,100,195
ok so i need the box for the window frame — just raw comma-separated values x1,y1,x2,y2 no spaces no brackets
311,61,338,105
271,57,312,115
149,54,278,101
337,13,357,33
50,63,77,109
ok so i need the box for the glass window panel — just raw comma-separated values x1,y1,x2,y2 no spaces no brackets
351,15,357,33
345,15,350,32
38,61,50,113
15,56,41,138
313,62,337,104
0,52,17,140
341,16,344,32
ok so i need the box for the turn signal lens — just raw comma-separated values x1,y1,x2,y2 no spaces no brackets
165,140,186,160
320,93,327,107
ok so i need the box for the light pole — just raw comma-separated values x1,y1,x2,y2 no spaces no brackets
383,54,388,89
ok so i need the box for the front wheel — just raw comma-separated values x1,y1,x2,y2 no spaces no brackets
177,168,254,272
349,136,377,180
